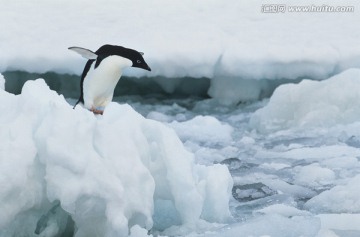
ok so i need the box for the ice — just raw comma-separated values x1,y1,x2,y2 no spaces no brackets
316,229,340,237
2,1,360,235
255,144,360,162
305,175,360,213
207,77,273,105
254,204,311,217
0,79,233,236
0,74,4,90
232,182,277,202
169,116,233,145
2,71,360,236
317,214,360,235
129,225,154,237
233,174,316,201
34,201,75,237
184,214,320,237
137,69,360,236
293,163,336,189
250,69,360,133
1,1,360,104
146,111,172,123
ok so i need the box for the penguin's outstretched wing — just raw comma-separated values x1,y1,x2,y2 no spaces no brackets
68,47,98,60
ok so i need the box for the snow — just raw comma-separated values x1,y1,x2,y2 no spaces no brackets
1,1,360,104
207,77,273,105
129,225,153,237
255,144,360,162
169,116,233,145
0,74,4,90
317,214,360,232
293,163,336,188
2,1,360,236
0,79,232,237
250,69,360,133
254,204,311,217
305,175,360,213
185,215,320,237
2,67,360,236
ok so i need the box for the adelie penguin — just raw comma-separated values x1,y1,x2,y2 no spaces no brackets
69,44,151,115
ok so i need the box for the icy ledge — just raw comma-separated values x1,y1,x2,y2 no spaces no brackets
0,78,232,237
250,68,360,133
0,74,4,90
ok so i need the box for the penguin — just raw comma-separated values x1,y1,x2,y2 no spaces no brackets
69,44,151,114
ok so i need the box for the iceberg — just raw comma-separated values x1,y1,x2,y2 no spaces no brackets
0,77,233,237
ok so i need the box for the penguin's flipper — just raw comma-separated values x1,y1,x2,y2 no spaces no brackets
68,47,98,60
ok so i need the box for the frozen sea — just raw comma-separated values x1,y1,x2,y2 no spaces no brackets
2,70,360,237
119,71,360,237
1,0,360,236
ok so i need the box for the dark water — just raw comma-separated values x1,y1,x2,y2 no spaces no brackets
2,70,211,99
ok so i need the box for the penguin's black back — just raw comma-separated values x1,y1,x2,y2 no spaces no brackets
94,44,140,68
74,59,95,107
95,44,138,57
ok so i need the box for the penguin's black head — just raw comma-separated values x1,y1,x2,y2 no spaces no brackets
130,51,151,71
96,44,151,71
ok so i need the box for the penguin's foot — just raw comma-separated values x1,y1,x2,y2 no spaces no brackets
90,108,104,115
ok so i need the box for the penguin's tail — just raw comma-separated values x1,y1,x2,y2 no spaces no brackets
73,99,81,109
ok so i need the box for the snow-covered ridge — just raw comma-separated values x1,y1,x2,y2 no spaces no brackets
2,0,360,104
1,1,360,82
250,68,360,133
0,78,232,237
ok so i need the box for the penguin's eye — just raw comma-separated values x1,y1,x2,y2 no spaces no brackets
136,60,141,64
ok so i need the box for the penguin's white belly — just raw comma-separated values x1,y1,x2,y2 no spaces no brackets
83,56,132,109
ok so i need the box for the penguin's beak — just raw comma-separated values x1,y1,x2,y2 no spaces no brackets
145,65,151,71
140,63,151,71
133,62,151,71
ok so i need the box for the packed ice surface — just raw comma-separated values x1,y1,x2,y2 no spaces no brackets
124,69,360,236
2,67,360,236
1,0,360,104
305,175,360,213
169,116,233,145
250,69,360,133
2,0,360,235
0,78,233,237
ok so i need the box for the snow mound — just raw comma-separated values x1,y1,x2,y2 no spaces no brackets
250,69,360,133
293,163,335,188
0,79,233,237
305,175,360,213
169,115,233,145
